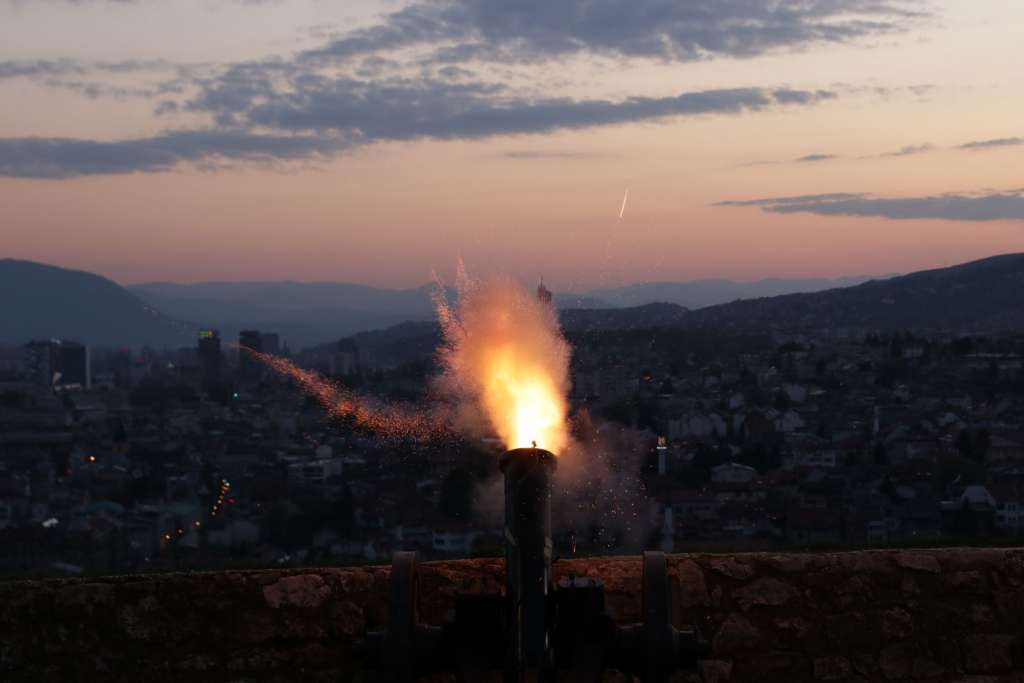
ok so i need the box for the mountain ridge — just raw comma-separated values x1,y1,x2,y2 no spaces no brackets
0,259,192,348
687,252,1024,331
3,254,1022,349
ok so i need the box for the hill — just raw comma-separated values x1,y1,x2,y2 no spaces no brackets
6,254,1022,351
561,302,690,332
303,303,693,368
585,274,886,309
687,253,1024,331
0,259,192,348
129,281,448,318
127,281,614,347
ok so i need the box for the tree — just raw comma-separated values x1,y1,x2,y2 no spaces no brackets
889,336,903,359
974,428,991,464
955,428,973,460
738,442,783,473
634,394,661,432
682,443,719,486
332,484,354,537
956,428,991,465
872,442,889,466
773,389,791,412
440,468,476,521
261,501,297,550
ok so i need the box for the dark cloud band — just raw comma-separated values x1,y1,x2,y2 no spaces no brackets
241,85,835,139
717,191,1024,222
0,86,832,178
0,131,349,179
303,0,925,64
959,137,1023,151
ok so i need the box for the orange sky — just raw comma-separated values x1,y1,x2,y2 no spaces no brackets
0,0,1021,289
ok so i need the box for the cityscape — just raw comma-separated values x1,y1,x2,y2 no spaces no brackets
2,263,1023,577
2,0,1024,680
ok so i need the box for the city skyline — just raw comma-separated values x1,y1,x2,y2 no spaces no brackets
1,0,1022,288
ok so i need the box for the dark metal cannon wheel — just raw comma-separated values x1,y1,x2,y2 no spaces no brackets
642,551,672,683
386,551,419,682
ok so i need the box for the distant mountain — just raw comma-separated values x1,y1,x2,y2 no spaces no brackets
553,293,613,309
0,259,192,348
128,281,450,348
585,275,888,309
561,302,690,332
7,255,1019,352
130,281,449,318
308,304,694,369
131,281,610,318
125,276,884,345
687,253,1024,331
128,281,613,347
132,276,881,321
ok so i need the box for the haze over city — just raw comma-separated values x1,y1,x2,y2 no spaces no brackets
1,0,1022,289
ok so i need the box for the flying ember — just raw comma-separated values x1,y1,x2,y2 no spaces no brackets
242,348,443,440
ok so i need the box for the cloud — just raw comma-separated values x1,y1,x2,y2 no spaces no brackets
0,130,350,179
794,153,837,162
0,59,86,79
717,191,1024,221
878,143,934,157
497,150,603,160
40,78,182,99
718,193,865,207
0,58,189,100
302,0,927,64
744,134,1016,166
242,83,835,140
0,58,168,80
0,85,833,177
739,152,839,166
959,137,1023,151
0,0,924,178
18,0,274,4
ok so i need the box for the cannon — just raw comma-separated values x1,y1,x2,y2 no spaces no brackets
364,447,708,681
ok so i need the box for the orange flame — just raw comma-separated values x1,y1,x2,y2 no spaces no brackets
436,276,571,454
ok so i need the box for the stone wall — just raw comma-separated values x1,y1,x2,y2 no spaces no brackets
2,548,1023,682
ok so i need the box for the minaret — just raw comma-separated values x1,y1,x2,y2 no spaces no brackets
536,277,553,306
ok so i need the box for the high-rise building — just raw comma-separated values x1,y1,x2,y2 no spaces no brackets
261,332,280,356
24,339,90,390
107,349,133,387
330,338,358,376
55,341,90,389
197,329,221,383
24,341,53,387
239,330,263,383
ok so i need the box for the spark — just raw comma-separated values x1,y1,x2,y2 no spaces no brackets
618,188,629,219
239,346,448,440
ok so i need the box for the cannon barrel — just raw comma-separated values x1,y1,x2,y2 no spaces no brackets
365,445,706,682
499,447,557,681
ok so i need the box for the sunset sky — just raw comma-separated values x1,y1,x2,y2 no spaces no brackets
1,0,1022,290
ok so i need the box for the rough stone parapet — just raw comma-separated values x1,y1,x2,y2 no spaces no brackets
2,548,1023,681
